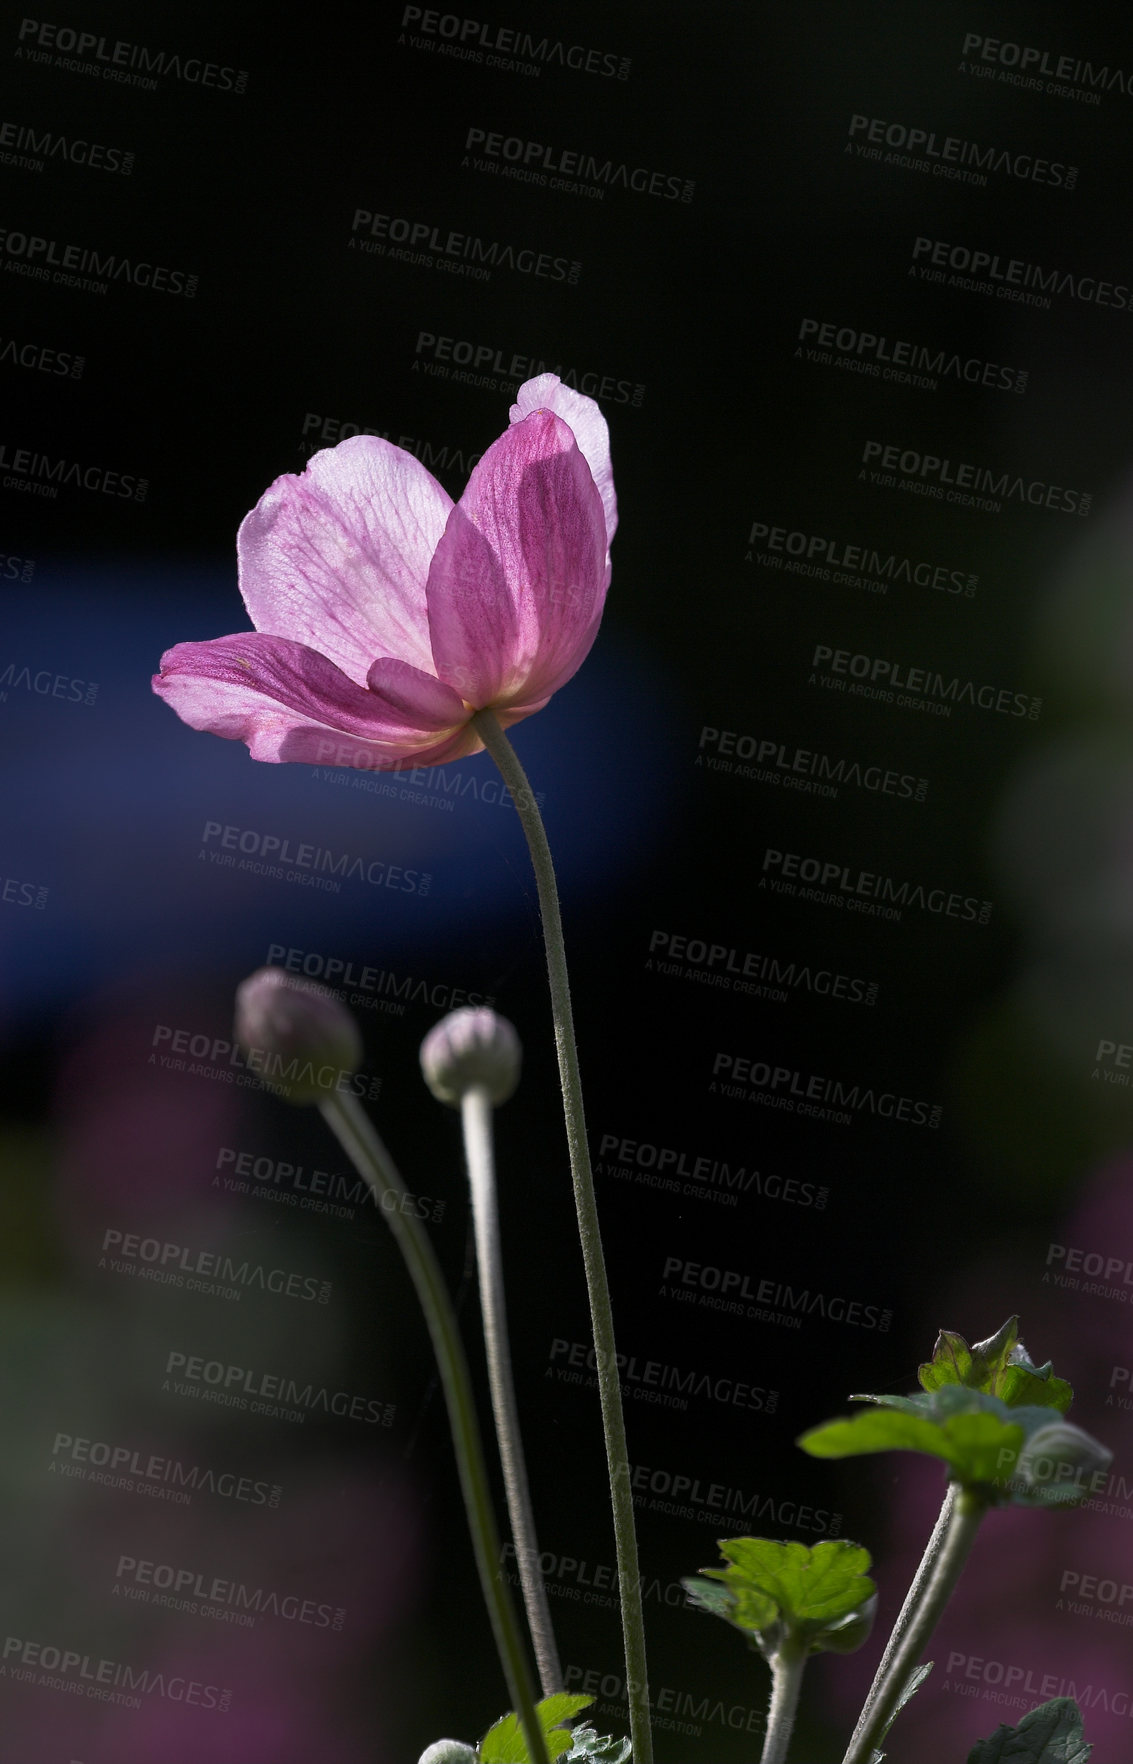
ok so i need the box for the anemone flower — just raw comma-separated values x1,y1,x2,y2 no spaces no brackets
153,375,616,771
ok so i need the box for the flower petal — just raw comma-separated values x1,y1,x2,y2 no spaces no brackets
426,410,607,710
510,373,617,568
365,657,468,728
237,437,453,685
153,632,475,769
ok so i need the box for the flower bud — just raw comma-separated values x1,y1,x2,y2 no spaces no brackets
234,967,363,1105
420,1007,521,1106
417,1744,478,1764
1012,1418,1113,1507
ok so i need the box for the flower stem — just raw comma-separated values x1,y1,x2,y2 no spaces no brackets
462,1081,563,1696
472,708,653,1764
844,1482,954,1762
841,1484,989,1764
318,1089,549,1764
760,1641,808,1764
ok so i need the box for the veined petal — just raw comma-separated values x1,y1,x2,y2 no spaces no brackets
365,657,468,728
153,632,472,769
237,436,453,685
510,373,617,567
426,411,607,709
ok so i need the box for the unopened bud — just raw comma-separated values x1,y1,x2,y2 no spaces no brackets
418,1744,478,1764
1013,1419,1113,1506
234,967,363,1105
420,1007,521,1106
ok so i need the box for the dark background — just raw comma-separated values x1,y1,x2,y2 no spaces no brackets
4,2,1133,1759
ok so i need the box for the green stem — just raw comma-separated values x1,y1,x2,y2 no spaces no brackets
318,1089,549,1764
760,1640,808,1764
472,707,653,1764
462,1083,563,1696
842,1485,989,1764
844,1482,954,1762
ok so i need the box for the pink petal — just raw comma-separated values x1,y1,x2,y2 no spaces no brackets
426,411,607,710
237,437,454,686
153,633,474,769
365,656,468,727
510,373,617,571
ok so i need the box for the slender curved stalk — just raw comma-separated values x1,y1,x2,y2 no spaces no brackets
471,707,653,1764
842,1485,989,1764
844,1482,955,1762
319,1089,549,1764
462,1082,563,1696
760,1641,808,1764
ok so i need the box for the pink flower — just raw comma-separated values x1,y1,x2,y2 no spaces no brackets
153,375,615,771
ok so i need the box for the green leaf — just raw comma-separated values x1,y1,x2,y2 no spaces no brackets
683,1572,771,1629
686,1537,876,1656
480,1695,594,1763
966,1697,1091,1762
918,1319,1073,1414
866,1662,934,1760
800,1384,1109,1500
564,1725,631,1762
798,1399,1025,1487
